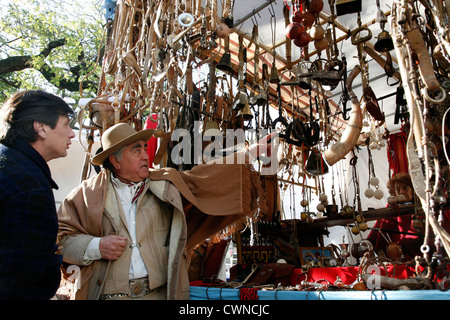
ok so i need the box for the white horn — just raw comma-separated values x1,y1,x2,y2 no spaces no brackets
306,66,363,174
324,66,362,166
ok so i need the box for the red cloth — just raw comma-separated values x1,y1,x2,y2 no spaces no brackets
367,213,421,260
190,280,226,287
144,114,158,168
367,208,450,260
289,265,419,286
371,130,419,257
387,131,408,174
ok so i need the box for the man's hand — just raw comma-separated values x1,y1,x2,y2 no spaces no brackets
99,235,127,260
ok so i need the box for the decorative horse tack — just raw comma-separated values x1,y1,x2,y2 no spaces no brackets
308,58,346,91
351,26,372,46
249,84,267,106
406,27,440,91
306,65,363,175
80,2,450,266
290,118,320,147
363,85,385,122
391,0,450,260
359,254,432,290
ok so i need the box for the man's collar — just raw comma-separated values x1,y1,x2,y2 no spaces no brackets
5,139,59,190
111,172,147,187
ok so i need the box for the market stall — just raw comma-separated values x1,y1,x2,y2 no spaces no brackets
72,0,450,299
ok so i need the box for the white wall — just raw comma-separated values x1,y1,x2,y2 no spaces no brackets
322,144,391,265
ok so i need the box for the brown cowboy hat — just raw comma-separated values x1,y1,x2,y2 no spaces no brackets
92,123,154,165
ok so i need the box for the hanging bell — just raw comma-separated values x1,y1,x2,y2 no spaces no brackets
222,16,234,28
269,64,280,84
236,103,253,121
374,30,394,52
305,149,329,175
204,120,220,137
216,52,233,73
298,62,312,90
232,91,247,110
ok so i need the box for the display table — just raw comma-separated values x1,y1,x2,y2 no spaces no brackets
289,265,418,285
190,265,450,300
189,286,450,300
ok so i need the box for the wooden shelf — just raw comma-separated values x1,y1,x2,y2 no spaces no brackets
297,204,418,229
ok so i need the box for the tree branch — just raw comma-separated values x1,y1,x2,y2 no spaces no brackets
0,55,33,74
39,38,67,57
0,38,97,92
39,61,97,91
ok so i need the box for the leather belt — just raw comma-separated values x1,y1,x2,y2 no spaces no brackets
99,278,166,300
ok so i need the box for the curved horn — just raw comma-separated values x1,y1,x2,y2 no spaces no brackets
306,66,363,175
324,66,362,165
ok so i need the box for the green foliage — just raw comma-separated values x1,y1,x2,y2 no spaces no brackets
0,0,105,103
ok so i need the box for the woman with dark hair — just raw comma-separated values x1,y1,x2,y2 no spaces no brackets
0,90,75,299
386,172,415,204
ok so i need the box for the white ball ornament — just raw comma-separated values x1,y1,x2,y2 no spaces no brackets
387,195,397,205
364,188,375,198
369,177,380,187
319,193,328,202
374,189,384,200
317,203,325,212
300,199,309,207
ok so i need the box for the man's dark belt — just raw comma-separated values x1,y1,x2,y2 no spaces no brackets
99,278,166,300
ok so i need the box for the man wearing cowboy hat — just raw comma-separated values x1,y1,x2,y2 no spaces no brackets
57,123,274,300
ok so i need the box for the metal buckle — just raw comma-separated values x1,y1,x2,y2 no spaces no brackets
128,279,149,299
99,279,165,299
